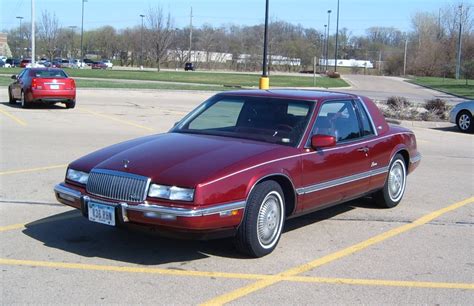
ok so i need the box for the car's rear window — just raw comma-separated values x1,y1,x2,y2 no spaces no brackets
30,70,67,78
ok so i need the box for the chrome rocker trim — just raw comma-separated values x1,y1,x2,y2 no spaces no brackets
54,183,246,221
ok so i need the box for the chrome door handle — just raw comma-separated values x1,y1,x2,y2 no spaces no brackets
357,147,369,153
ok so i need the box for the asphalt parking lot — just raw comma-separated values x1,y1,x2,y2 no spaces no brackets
0,88,473,304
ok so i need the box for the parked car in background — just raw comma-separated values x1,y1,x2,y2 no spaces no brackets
54,89,421,257
184,62,195,71
83,58,94,66
0,59,11,68
26,62,46,68
20,59,31,68
6,58,21,67
8,68,76,109
449,100,474,133
101,59,113,69
72,59,86,68
91,61,107,69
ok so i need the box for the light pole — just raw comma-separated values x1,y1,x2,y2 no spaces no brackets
16,16,24,58
140,14,145,68
259,0,270,89
69,26,77,58
334,0,340,72
455,4,463,80
324,24,327,71
325,10,332,72
80,0,87,66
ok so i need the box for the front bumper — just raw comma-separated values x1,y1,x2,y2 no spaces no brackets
54,183,245,231
449,109,458,124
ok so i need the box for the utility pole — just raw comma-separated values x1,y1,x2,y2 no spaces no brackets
31,0,35,65
69,26,77,58
323,24,327,71
334,0,340,72
188,7,193,63
140,14,145,68
403,37,408,75
16,16,23,58
80,0,87,66
455,4,463,80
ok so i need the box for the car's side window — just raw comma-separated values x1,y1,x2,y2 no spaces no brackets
355,99,375,136
313,100,361,142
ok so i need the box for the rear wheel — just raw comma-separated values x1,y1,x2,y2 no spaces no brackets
234,180,285,257
8,88,16,104
20,91,30,108
66,100,76,109
456,111,473,133
374,154,407,208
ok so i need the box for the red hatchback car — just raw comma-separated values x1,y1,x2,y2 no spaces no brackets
54,90,421,257
8,68,76,108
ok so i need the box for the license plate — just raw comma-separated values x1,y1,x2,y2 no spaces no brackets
88,202,116,226
50,84,59,89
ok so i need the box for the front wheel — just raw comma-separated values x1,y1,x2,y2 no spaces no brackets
456,111,473,133
234,180,285,257
8,88,16,104
373,154,407,208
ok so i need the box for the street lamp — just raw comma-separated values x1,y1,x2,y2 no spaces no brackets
80,0,87,66
259,0,270,89
140,14,145,68
325,10,332,72
455,4,463,80
334,0,340,72
16,16,24,58
324,24,327,72
69,26,77,58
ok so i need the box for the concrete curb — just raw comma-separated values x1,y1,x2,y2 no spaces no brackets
387,118,453,129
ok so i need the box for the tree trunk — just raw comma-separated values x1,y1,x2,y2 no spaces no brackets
157,58,161,72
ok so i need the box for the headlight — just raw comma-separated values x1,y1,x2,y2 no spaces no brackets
148,184,194,202
66,168,89,184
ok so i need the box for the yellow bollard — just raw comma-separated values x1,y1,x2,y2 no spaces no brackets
259,77,270,89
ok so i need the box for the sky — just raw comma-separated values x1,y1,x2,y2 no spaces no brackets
0,0,469,36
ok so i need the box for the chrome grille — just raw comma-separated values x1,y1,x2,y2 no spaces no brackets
86,169,150,202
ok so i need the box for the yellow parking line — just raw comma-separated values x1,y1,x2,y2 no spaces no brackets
0,164,67,176
0,258,472,291
0,107,27,126
79,107,154,132
0,223,25,233
201,196,474,305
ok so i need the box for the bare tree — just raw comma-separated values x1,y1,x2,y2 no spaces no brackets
38,10,60,60
147,6,174,71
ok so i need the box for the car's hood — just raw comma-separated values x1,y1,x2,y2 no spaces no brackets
69,133,290,187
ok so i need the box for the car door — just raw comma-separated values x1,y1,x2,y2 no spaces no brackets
11,69,27,99
298,99,371,212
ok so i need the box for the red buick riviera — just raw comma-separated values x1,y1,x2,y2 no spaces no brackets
54,90,420,257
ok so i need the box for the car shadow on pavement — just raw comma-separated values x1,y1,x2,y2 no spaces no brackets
431,125,466,134
22,198,377,263
0,101,67,110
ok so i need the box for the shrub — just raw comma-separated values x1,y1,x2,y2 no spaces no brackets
386,96,411,111
326,71,340,78
424,99,449,120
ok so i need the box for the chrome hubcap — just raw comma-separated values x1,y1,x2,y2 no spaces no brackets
388,160,405,202
459,114,470,130
257,191,282,248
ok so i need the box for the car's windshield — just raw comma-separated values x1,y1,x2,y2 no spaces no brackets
173,95,314,147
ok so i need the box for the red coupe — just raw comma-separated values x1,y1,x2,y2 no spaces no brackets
54,90,420,257
8,68,76,109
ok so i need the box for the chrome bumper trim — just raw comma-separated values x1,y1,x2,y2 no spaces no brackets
54,183,246,219
121,201,246,217
410,153,422,164
54,183,82,200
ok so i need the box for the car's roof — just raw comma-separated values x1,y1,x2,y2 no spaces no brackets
220,89,359,101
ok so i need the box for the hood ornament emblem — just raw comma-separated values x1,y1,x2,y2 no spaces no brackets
122,159,130,169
